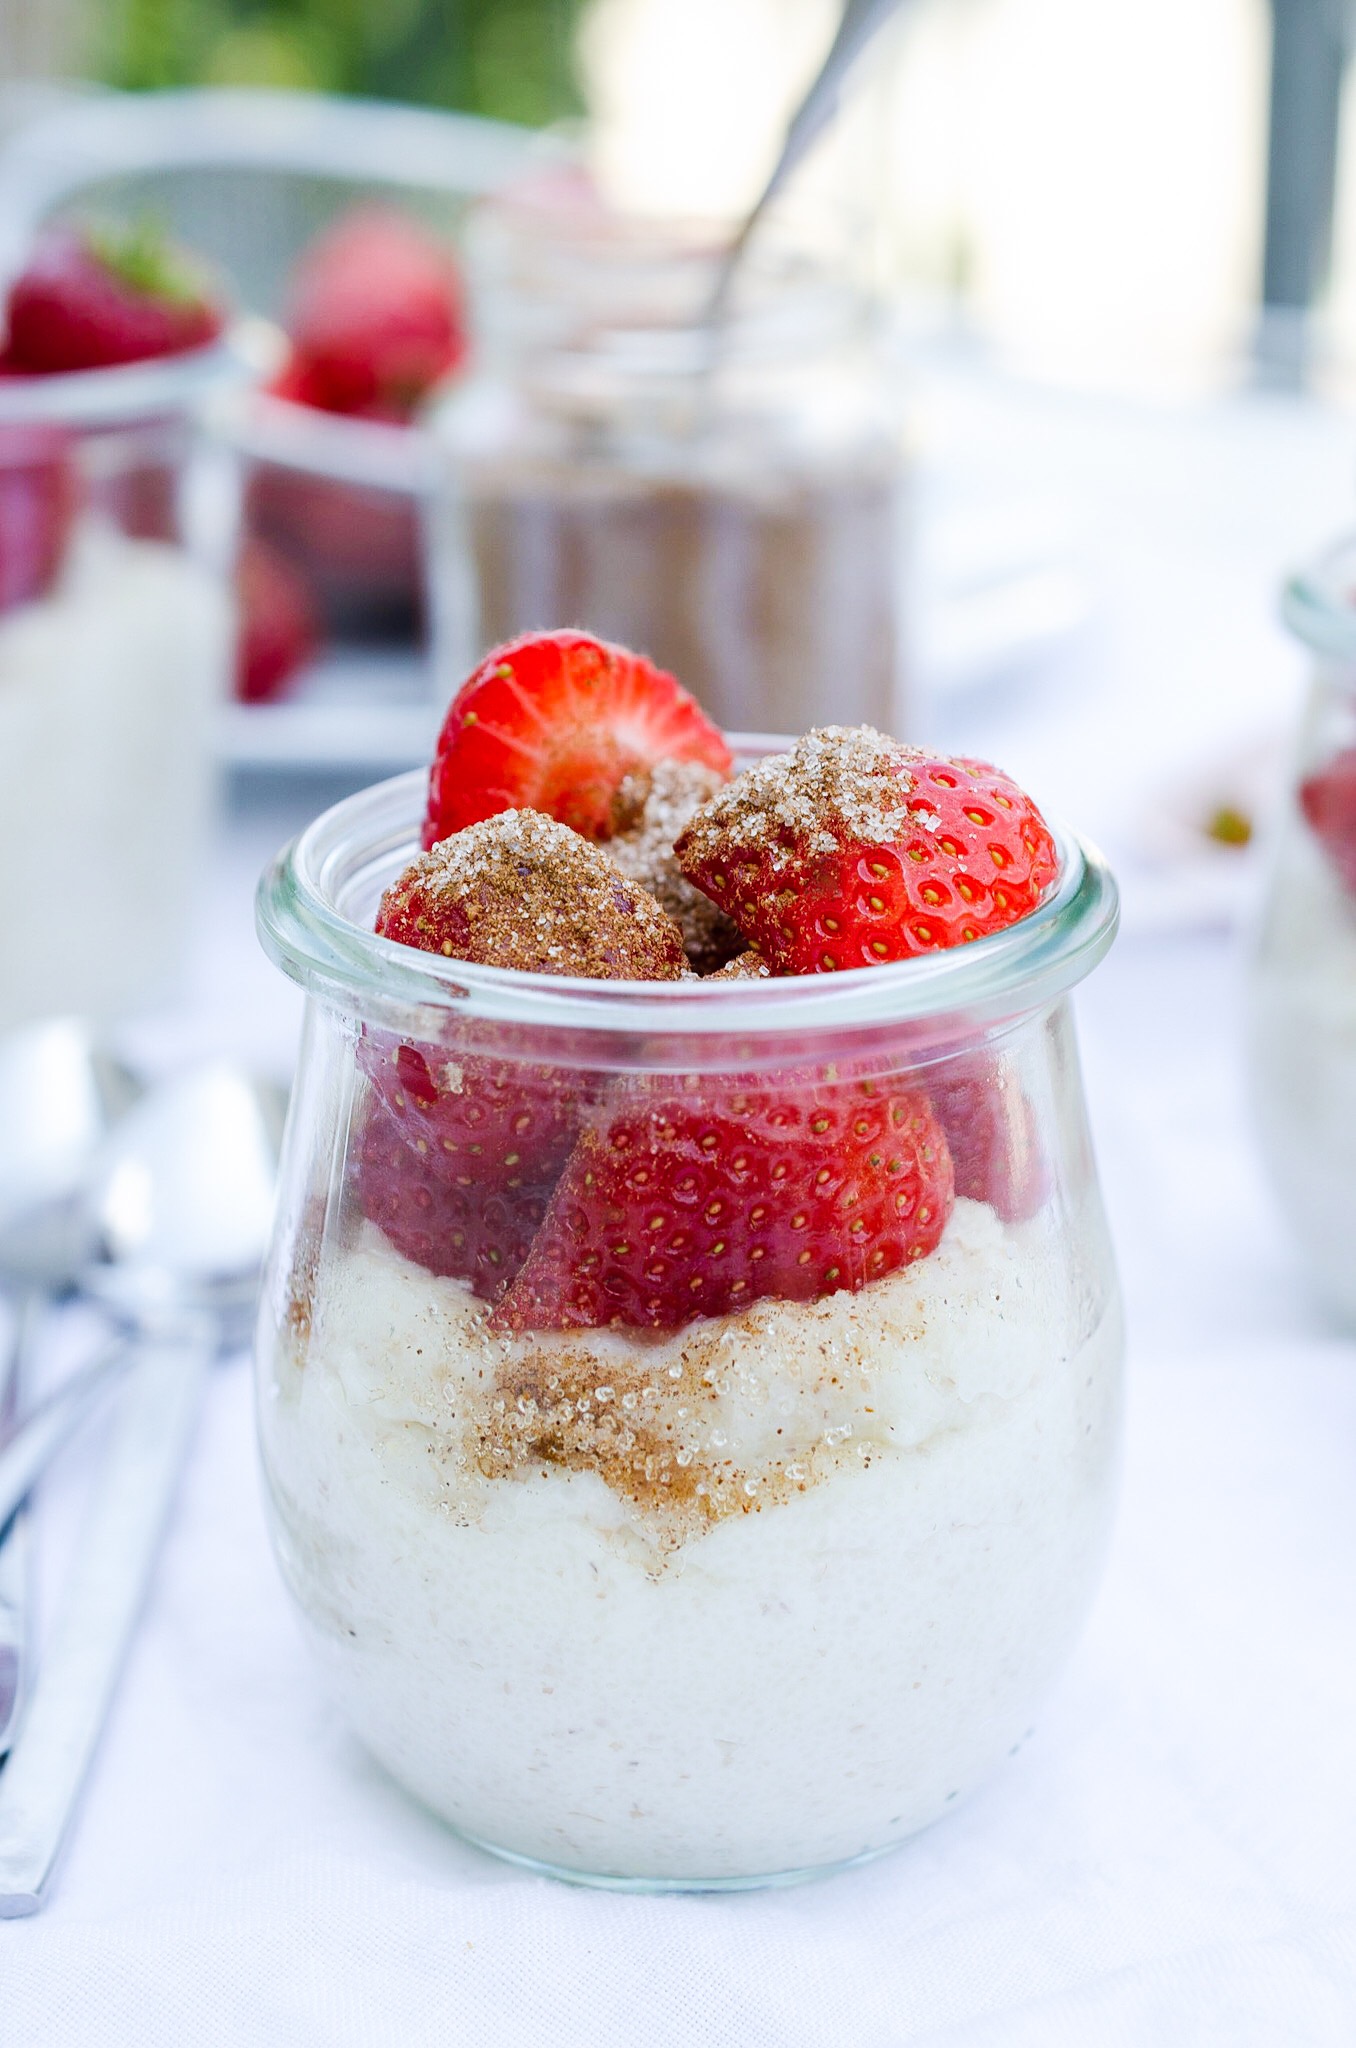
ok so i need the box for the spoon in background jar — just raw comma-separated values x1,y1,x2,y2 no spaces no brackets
704,0,912,329
0,1018,140,1757
0,1060,284,1916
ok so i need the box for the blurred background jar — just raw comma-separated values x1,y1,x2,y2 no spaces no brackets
0,347,241,1031
426,184,909,736
1246,537,1356,1326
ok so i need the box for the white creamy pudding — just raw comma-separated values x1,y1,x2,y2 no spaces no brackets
259,1194,1121,1883
1248,835,1356,1324
0,518,230,1029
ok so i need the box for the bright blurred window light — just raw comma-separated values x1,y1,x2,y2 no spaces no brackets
6,0,1356,395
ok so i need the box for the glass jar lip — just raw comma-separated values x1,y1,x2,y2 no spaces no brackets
257,744,1120,1040
0,318,264,429
1283,532,1356,661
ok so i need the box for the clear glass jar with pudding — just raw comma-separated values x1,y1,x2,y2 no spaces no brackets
254,750,1123,1889
425,204,908,736
0,350,242,1030
1246,538,1356,1325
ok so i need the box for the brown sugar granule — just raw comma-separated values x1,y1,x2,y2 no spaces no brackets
675,725,925,884
376,808,687,980
605,758,742,974
474,1319,822,1542
705,949,771,982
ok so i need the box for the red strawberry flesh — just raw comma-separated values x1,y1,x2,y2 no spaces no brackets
0,424,75,614
675,725,1058,973
283,206,466,421
928,1054,1048,1224
422,631,732,848
354,1038,591,1300
234,536,320,704
1299,747,1356,894
494,1072,954,1334
3,223,223,373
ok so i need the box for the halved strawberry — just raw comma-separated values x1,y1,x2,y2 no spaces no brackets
2,221,223,373
494,1071,954,1334
675,725,1058,974
422,632,732,849
1299,747,1356,895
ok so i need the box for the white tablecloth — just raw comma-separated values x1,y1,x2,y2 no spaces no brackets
5,367,1356,2045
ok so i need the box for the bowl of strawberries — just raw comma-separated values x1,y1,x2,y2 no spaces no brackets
255,626,1124,1891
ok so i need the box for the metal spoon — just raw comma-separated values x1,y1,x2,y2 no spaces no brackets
0,1061,285,1916
706,0,912,326
0,1019,139,1755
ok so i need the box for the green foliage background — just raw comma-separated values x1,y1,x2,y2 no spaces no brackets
95,0,584,128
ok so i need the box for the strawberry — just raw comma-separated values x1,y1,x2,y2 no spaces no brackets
2,222,223,373
281,206,467,422
353,1039,589,1300
357,812,686,1290
423,632,732,849
1299,748,1356,894
675,726,1058,974
0,424,76,614
376,809,687,979
927,1055,1047,1224
234,537,321,704
494,1072,954,1334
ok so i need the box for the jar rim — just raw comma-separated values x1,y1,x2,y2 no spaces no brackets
256,745,1120,1043
1283,532,1356,661
0,319,263,429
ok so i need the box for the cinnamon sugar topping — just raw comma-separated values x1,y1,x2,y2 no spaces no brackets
676,726,930,878
379,809,687,980
606,759,742,974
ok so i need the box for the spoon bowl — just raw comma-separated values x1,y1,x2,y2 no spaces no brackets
0,1018,139,1303
80,1062,287,1349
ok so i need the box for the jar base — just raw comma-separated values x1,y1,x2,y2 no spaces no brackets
447,1824,906,1893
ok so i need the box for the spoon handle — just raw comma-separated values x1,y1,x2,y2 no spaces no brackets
708,0,912,320
0,1340,127,1532
0,1335,207,1915
0,1289,45,1757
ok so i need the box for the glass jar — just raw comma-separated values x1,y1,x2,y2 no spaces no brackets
255,756,1122,1888
425,207,909,736
229,389,431,641
0,346,244,1030
1246,537,1356,1325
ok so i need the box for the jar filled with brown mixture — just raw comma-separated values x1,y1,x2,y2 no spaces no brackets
425,200,908,735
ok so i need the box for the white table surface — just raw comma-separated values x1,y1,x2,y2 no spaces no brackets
5,363,1356,2045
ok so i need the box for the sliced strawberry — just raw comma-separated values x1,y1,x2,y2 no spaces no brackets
3,222,223,373
0,424,76,614
283,206,467,422
353,1038,590,1300
928,1054,1047,1224
675,725,1058,974
494,1071,954,1334
422,632,732,849
1299,747,1356,895
234,536,321,704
